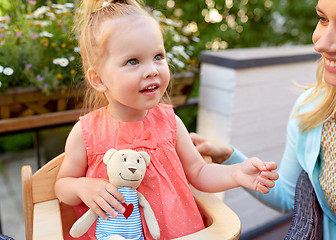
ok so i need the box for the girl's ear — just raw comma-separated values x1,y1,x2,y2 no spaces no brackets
87,67,107,92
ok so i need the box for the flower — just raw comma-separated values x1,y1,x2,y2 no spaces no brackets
37,74,44,81
3,67,14,76
53,58,61,65
59,58,69,67
0,65,3,73
53,58,69,67
39,31,53,38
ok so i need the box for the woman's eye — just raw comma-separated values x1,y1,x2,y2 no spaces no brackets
317,15,328,24
154,54,163,61
126,59,138,66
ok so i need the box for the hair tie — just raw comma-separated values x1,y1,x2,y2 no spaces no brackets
101,0,128,8
101,1,111,7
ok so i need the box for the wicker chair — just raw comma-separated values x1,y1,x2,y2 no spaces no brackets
284,170,323,240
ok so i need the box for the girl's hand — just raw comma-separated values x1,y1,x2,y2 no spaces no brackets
237,157,279,194
75,177,126,219
190,132,234,164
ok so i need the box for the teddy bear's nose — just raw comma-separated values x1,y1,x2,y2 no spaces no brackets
129,168,137,174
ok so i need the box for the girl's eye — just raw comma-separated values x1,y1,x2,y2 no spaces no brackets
154,54,163,61
126,59,138,66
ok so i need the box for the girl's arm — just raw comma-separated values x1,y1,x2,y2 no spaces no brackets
54,121,125,219
175,116,278,193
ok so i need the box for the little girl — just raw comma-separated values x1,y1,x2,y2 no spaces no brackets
55,0,279,239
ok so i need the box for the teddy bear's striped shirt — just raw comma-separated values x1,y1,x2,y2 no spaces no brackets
96,187,144,240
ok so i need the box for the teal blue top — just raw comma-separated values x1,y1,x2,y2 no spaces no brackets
225,88,336,240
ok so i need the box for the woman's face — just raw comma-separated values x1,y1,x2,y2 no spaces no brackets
312,0,336,87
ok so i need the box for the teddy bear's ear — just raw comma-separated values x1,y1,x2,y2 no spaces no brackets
138,151,150,166
103,148,117,165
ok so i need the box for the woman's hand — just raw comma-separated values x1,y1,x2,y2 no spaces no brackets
190,132,234,164
75,177,126,220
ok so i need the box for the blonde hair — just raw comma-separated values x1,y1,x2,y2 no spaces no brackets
295,59,336,132
74,0,160,111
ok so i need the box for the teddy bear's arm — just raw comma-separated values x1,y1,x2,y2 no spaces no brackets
70,209,98,238
137,192,160,240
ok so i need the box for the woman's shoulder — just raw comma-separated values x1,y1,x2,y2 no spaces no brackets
294,87,324,113
296,87,316,104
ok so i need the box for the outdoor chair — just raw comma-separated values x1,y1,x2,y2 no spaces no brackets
284,170,323,240
21,153,241,240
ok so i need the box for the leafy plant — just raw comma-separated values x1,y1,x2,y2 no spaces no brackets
0,1,81,93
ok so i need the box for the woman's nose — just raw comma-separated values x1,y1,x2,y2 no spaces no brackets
314,25,336,53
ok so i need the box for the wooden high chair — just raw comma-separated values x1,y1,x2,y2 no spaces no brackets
21,153,241,240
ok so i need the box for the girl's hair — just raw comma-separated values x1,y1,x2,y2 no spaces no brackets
295,59,336,132
75,0,164,111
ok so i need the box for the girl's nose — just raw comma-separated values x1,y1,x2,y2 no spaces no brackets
314,25,336,53
144,63,159,79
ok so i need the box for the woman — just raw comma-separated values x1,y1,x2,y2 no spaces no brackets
191,0,336,239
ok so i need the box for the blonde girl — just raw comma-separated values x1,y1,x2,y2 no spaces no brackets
55,0,279,239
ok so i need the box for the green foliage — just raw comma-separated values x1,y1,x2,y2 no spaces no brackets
145,0,317,56
0,133,34,153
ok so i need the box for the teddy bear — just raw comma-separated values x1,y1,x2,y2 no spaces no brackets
69,149,160,240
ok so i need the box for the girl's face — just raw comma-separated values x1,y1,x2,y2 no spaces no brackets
93,15,170,122
312,0,336,87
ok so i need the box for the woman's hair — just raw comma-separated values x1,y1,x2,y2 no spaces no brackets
295,59,336,132
75,0,163,111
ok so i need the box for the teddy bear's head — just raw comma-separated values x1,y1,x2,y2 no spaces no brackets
103,149,150,189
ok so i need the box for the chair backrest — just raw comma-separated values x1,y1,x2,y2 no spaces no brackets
21,153,77,240
284,170,323,240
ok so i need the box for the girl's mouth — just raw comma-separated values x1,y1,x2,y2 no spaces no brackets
140,84,159,93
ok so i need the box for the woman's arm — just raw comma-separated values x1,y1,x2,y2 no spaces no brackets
190,91,312,212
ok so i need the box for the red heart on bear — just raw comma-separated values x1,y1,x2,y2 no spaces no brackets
122,203,134,219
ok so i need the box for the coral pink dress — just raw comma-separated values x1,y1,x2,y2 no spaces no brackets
70,104,204,240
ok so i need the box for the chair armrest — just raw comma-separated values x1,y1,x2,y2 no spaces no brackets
33,199,63,240
174,186,241,240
